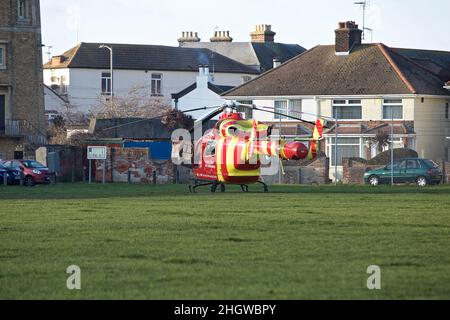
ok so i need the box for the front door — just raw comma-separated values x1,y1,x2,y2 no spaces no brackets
0,95,5,134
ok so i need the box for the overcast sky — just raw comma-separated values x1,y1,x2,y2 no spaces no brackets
41,0,450,60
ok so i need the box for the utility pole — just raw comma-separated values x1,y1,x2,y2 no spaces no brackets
391,108,394,186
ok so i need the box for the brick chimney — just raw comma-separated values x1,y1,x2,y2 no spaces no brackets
250,24,276,43
178,31,201,45
335,21,362,55
210,31,233,42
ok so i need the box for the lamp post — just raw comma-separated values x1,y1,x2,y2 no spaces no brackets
391,108,394,186
99,45,113,111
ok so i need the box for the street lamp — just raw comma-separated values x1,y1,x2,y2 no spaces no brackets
99,45,113,111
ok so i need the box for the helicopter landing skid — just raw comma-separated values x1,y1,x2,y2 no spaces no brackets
189,181,226,193
189,181,268,193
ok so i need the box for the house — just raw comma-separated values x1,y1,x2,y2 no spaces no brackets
223,21,450,181
179,25,306,73
171,65,235,120
0,0,46,160
43,43,259,115
44,84,69,121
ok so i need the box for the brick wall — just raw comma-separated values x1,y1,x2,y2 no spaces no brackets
342,159,383,184
262,157,330,185
0,0,45,158
95,147,175,184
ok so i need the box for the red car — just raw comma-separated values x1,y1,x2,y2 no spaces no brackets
2,160,51,186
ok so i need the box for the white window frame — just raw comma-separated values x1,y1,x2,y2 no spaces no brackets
236,100,253,119
101,72,112,95
326,136,363,166
332,99,362,121
0,45,5,69
274,99,302,120
382,99,403,120
17,0,27,20
151,73,163,96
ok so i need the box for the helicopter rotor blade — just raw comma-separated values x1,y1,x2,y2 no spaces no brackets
233,103,319,127
101,106,221,132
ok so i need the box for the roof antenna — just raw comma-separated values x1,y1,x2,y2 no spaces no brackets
45,45,53,61
354,0,371,41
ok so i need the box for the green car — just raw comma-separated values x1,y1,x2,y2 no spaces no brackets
364,158,443,187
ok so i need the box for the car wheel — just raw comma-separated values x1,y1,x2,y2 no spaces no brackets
368,175,379,186
24,176,34,187
416,176,427,187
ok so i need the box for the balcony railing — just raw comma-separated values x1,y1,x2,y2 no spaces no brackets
0,120,25,136
0,119,47,145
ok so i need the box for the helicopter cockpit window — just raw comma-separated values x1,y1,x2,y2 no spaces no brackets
205,141,216,156
227,126,239,136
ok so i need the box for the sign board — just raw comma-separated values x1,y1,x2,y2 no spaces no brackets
87,146,107,160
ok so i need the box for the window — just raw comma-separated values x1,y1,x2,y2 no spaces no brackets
289,100,302,117
17,0,27,19
151,74,162,96
406,159,420,169
274,100,302,120
274,100,288,119
236,100,253,119
101,72,111,95
0,46,4,68
333,100,362,120
383,99,403,120
205,141,216,156
329,137,361,166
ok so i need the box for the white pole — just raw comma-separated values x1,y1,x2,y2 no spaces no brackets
391,108,394,186
110,47,113,111
335,115,338,185
279,114,282,184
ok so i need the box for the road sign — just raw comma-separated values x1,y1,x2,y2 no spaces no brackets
87,146,107,160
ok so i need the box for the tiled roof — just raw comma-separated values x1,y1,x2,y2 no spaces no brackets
180,42,306,72
171,82,234,100
325,121,415,135
44,43,259,74
224,44,450,97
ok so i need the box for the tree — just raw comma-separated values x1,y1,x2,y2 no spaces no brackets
47,115,67,145
89,85,171,119
371,131,390,153
161,109,194,130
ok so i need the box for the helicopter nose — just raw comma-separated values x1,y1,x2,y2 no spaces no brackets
282,142,309,160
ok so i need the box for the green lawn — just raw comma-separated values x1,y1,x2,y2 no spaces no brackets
0,183,449,300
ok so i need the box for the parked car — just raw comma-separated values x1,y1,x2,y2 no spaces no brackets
0,163,23,185
364,158,443,187
1,160,51,186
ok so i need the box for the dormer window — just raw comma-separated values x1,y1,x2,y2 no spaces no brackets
18,0,27,20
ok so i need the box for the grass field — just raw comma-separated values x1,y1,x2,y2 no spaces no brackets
0,183,449,300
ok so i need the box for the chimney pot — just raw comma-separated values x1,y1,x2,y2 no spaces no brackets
250,24,276,43
178,31,201,44
335,20,362,55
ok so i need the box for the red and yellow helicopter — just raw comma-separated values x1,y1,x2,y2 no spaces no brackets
173,103,326,193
